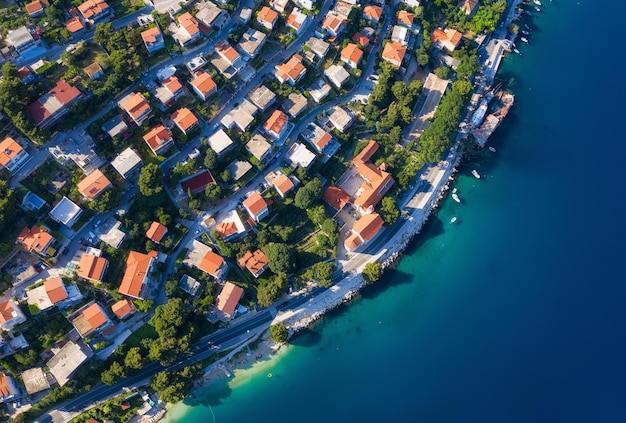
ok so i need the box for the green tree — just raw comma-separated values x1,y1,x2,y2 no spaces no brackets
435,66,451,80
380,197,400,225
321,218,339,245
262,243,295,274
307,205,327,227
138,163,164,196
0,180,16,232
269,322,289,343
220,169,231,183
204,184,222,201
257,272,288,307
124,347,144,370
204,148,217,169
153,297,189,339
362,262,383,283
294,178,323,209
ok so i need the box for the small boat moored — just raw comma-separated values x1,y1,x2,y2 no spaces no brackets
450,217,457,224
514,48,521,54
471,169,481,179
520,37,529,43
488,146,497,152
452,193,461,203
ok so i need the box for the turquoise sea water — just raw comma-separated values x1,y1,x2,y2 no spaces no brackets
166,1,626,421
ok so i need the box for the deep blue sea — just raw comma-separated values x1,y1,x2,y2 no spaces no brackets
165,1,626,421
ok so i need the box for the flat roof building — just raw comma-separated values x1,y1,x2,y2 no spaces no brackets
111,147,143,179
49,197,82,228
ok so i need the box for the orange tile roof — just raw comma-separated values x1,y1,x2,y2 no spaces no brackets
65,16,84,33
111,299,135,319
216,221,238,238
315,132,333,150
0,137,24,168
17,66,32,81
216,40,240,63
323,186,350,210
191,71,217,97
397,10,414,26
199,250,224,276
82,303,108,330
458,0,479,14
78,0,109,19
179,12,199,36
17,226,54,254
143,124,172,151
354,140,378,162
381,41,407,69
286,9,306,30
243,192,268,216
275,54,306,83
44,276,68,304
77,169,112,200
363,4,383,21
172,108,199,132
345,212,383,250
237,249,269,277
257,6,278,26
263,110,288,135
163,75,182,95
141,26,161,44
322,15,344,33
341,43,363,65
77,253,108,282
25,0,44,14
122,93,150,120
432,28,462,49
273,174,294,196
0,301,17,324
0,373,16,398
351,32,370,47
146,221,167,243
119,251,156,298
215,282,244,316
353,161,394,210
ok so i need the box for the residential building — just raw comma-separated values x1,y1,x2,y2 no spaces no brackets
21,368,50,395
352,31,370,47
272,173,295,198
220,100,258,131
301,122,338,155
274,54,306,86
195,0,227,29
325,64,350,88
17,225,55,256
207,129,235,157
247,85,276,111
49,197,82,228
143,125,174,156
172,107,199,135
286,8,308,34
0,300,27,331
282,92,308,118
304,37,330,62
237,249,269,278
243,192,269,222
44,277,68,305
239,7,252,23
328,106,356,133
263,110,289,139
141,26,165,53
190,71,217,101
180,169,216,195
270,0,289,13
363,4,383,24
156,75,184,107
332,1,352,19
77,169,111,201
321,14,346,38
111,147,143,179
178,274,201,296
391,25,409,46
432,27,462,52
185,243,229,279
25,0,48,17
400,0,420,7
257,6,279,30
78,0,110,21
215,282,244,319
17,66,35,84
344,212,384,251
215,209,248,241
382,41,407,69
215,40,242,66
111,299,136,319
285,142,316,169
308,78,331,103
0,137,29,174
47,340,93,386
458,0,479,15
27,276,82,311
102,115,128,139
25,79,82,128
323,185,351,211
0,373,19,403
84,62,104,79
6,26,36,52
65,16,84,34
120,93,152,126
119,251,158,299
177,12,201,46
397,10,414,27
146,221,168,244
294,0,315,9
237,28,266,58
77,253,109,282
227,160,252,181
341,43,363,69
70,302,112,338
246,133,272,162
350,140,394,212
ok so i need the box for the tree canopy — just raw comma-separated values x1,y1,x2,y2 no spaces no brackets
270,323,289,343
362,262,383,283
262,243,295,274
139,163,164,196
379,197,400,226
294,178,324,209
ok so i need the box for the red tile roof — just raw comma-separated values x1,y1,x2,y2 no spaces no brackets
381,41,407,69
180,169,215,195
78,0,109,19
179,12,199,37
163,75,183,95
397,10,414,26
77,169,112,200
191,71,217,97
141,26,161,44
121,93,150,121
257,6,278,27
237,249,269,277
111,299,135,319
65,16,84,33
351,32,370,47
263,110,288,136
354,140,379,162
243,192,268,217
172,107,199,133
273,174,294,196
363,4,383,21
17,225,54,254
215,282,244,316
0,137,24,168
119,251,156,298
199,251,224,276
323,186,350,211
44,276,68,304
0,301,18,325
341,43,363,65
81,303,108,331
146,221,167,243
77,253,108,282
345,212,384,250
275,54,306,83
143,124,172,152
0,373,16,398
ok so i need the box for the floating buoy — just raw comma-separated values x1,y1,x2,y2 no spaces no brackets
267,373,273,378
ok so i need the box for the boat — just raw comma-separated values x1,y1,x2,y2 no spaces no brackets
471,93,515,146
453,187,458,193
521,30,529,35
514,48,521,54
535,6,541,12
452,193,461,203
520,37,529,43
533,0,542,5
488,146,497,153
450,217,457,224
471,169,481,179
